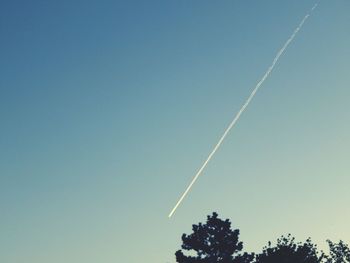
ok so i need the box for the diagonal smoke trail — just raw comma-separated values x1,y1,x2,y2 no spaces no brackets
169,2,319,218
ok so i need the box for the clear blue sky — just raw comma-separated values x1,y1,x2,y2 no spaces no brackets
1,1,349,262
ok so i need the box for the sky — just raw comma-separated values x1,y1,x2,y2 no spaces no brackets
0,0,349,262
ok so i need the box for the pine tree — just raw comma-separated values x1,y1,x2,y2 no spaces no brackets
175,212,253,263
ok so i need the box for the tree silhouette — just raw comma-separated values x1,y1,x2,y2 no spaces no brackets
254,234,323,263
175,212,253,263
325,240,350,263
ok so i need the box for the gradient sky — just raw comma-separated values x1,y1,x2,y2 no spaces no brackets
1,1,349,262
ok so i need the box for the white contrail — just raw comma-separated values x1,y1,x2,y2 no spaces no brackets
168,2,319,218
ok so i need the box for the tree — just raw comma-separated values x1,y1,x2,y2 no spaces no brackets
175,212,253,263
325,240,350,263
254,234,323,263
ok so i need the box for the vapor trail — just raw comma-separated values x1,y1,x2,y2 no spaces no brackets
168,2,319,218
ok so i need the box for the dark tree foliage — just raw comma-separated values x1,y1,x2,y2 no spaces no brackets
175,212,253,263
325,240,350,263
255,234,323,263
